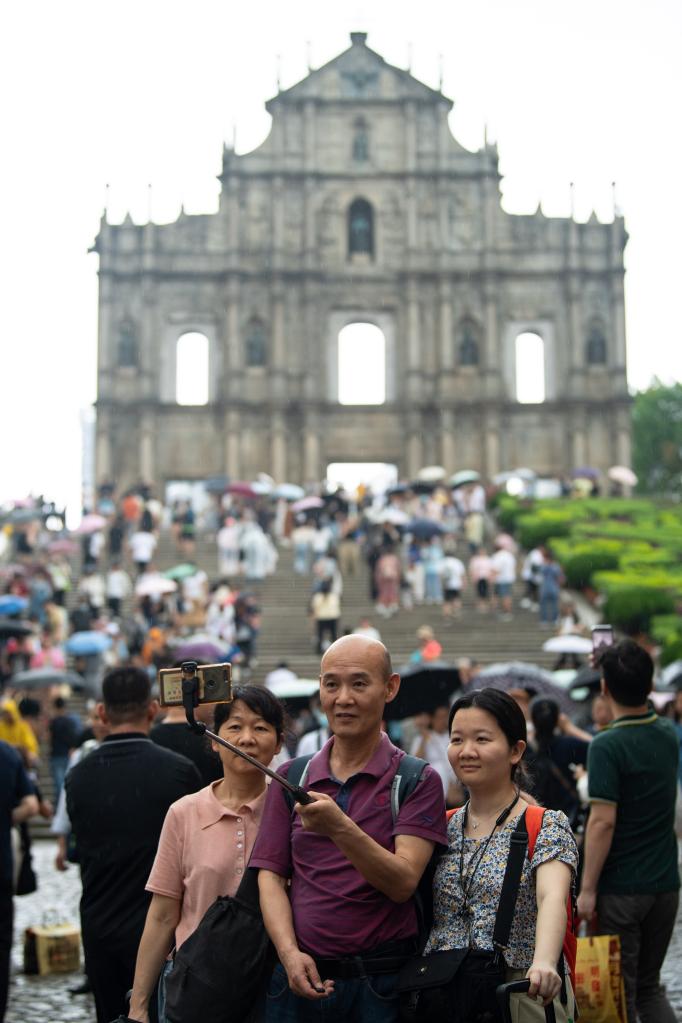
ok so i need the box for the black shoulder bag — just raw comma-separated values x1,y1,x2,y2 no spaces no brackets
163,864,272,1023
397,810,531,1023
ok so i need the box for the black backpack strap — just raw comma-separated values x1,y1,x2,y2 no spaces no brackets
284,754,314,813
492,811,529,955
390,754,429,824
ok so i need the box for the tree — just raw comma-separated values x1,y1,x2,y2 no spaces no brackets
632,380,682,494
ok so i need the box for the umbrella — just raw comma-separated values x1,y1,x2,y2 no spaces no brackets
164,563,198,581
204,475,230,494
568,666,601,692
11,667,84,690
291,496,324,513
226,481,258,498
0,595,28,616
173,641,227,664
384,663,460,721
450,470,481,489
6,507,39,524
493,469,537,485
74,513,107,535
407,518,445,540
386,483,409,497
273,483,305,501
46,538,79,556
542,635,593,655
493,533,517,552
571,467,600,480
252,480,273,496
135,574,178,597
660,660,682,689
0,618,34,639
66,631,112,656
417,465,446,483
475,662,574,713
371,506,410,526
608,466,638,487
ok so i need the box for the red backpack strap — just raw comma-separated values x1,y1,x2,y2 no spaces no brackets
524,804,545,860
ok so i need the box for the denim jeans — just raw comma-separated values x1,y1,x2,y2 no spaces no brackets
265,962,400,1023
539,591,558,624
598,890,679,1023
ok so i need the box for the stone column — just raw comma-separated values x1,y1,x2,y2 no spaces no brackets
406,280,422,402
224,409,241,478
271,412,287,482
484,412,501,477
139,410,155,484
269,280,286,401
439,281,454,371
303,414,321,481
611,275,628,393
224,278,242,400
482,278,502,398
95,408,112,484
571,424,587,469
406,410,423,477
440,408,456,471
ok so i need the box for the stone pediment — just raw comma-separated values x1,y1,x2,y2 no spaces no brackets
267,32,450,109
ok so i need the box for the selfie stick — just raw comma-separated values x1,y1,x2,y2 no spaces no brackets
180,661,314,805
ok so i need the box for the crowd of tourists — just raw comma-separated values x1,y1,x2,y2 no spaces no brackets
1,482,680,1023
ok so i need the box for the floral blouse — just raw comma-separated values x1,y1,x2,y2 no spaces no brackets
424,807,578,969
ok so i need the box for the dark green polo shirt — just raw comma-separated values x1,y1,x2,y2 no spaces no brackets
588,706,680,895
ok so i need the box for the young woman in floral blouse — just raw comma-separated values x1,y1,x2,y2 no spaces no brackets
424,688,578,1022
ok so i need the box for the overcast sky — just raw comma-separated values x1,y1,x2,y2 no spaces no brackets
1,0,680,515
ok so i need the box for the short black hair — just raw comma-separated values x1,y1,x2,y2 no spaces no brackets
102,666,152,724
53,696,66,710
214,684,286,738
449,688,528,781
600,640,653,707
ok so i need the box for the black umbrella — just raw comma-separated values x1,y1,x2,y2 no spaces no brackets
0,618,34,639
569,666,602,692
384,662,460,721
406,518,446,541
475,662,574,714
11,668,85,690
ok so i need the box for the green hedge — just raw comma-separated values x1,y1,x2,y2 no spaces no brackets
602,586,675,635
560,548,621,589
516,514,573,550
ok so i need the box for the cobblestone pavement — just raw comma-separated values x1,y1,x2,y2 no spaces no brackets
7,842,682,1022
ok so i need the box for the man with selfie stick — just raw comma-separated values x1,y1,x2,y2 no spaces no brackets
66,666,201,1023
252,635,447,1022
577,640,679,1023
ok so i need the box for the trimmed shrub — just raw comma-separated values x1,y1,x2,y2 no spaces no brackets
602,586,675,635
561,548,621,589
517,514,572,550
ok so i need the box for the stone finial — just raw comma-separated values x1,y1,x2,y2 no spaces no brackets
350,32,368,46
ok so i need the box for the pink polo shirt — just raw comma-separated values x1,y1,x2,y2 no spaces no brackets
146,781,265,949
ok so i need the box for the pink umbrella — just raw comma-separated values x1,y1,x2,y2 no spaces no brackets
494,533,517,552
291,496,324,513
47,539,79,555
74,513,107,535
226,481,258,498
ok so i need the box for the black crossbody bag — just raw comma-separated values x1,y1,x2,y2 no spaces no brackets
397,813,531,1023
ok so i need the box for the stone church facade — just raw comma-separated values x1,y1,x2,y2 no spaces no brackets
93,32,630,491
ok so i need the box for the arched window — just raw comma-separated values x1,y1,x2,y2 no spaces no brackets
176,332,209,405
245,319,268,367
117,318,137,367
586,324,607,365
348,198,374,258
515,331,545,403
458,320,480,367
352,118,369,162
338,322,385,404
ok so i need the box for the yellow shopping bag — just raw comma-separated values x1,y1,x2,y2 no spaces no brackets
574,934,627,1023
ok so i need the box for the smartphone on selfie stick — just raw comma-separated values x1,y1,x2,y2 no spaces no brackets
159,660,314,806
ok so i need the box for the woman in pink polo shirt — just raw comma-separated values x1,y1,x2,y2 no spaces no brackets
128,685,284,1023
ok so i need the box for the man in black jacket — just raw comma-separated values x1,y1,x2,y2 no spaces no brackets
66,666,201,1023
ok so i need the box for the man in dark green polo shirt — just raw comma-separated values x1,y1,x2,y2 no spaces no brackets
578,640,679,1023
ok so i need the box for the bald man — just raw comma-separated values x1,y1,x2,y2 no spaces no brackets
252,635,447,1022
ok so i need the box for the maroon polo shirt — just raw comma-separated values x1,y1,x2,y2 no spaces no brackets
251,732,447,957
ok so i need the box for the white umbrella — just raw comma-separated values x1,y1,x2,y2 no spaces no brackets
450,470,481,489
266,678,319,699
417,465,446,483
372,506,410,526
542,635,593,655
135,574,178,597
493,468,537,485
608,466,638,487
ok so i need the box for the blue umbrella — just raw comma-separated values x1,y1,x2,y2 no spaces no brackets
0,595,28,616
407,518,446,540
66,631,112,656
